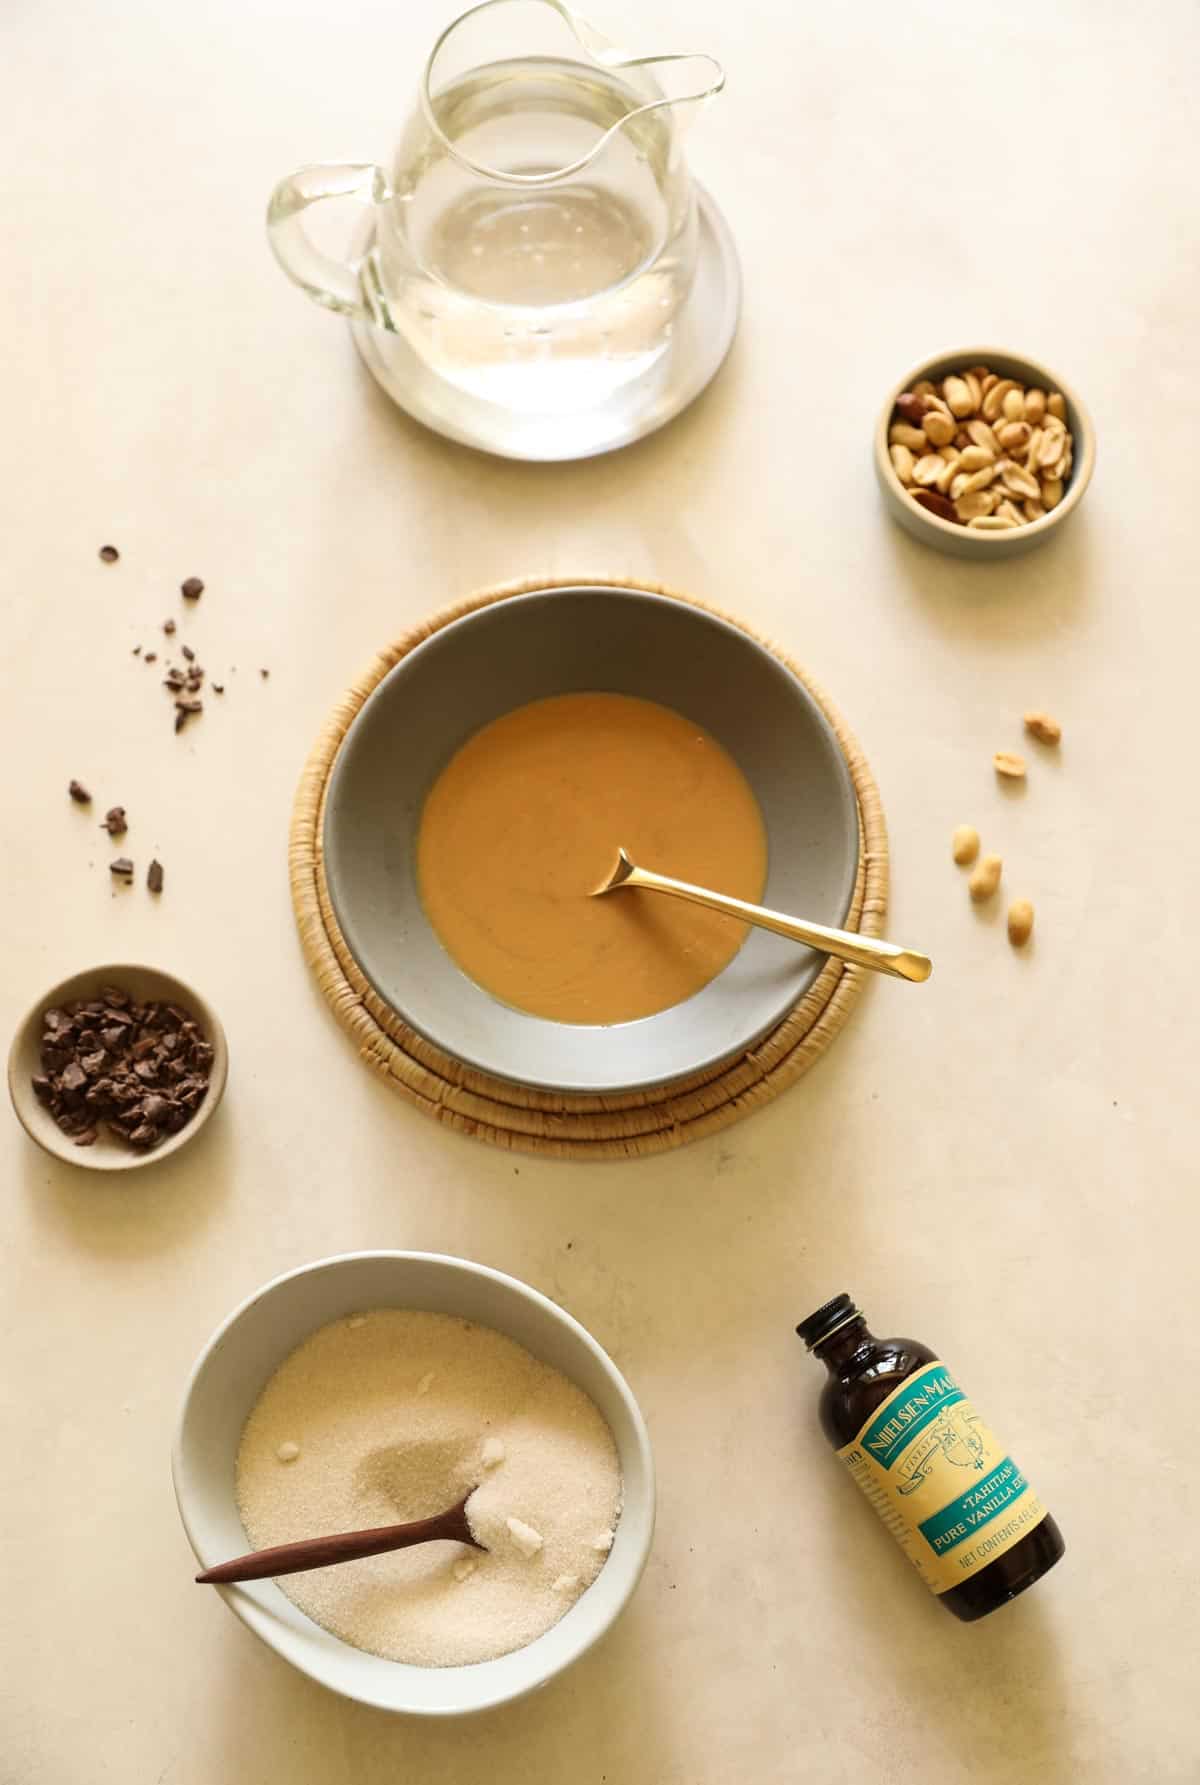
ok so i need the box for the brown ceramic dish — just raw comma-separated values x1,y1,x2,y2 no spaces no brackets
7,962,228,1172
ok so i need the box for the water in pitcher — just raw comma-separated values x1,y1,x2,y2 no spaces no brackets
378,58,697,412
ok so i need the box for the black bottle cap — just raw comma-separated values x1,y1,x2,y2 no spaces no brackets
796,1293,860,1349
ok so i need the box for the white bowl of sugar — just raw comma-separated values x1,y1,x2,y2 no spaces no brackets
172,1251,655,1715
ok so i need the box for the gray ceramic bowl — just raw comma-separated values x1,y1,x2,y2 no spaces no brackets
874,346,1095,559
7,962,227,1172
323,586,858,1093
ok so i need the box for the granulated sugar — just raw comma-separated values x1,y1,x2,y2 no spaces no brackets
235,1310,623,1667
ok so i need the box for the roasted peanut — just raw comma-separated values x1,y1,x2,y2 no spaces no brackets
913,454,946,486
982,378,1019,421
993,750,1026,779
952,824,980,865
969,854,1003,901
889,421,927,452
909,488,958,523
958,445,995,472
1024,388,1047,425
890,444,916,485
964,418,1000,455
1047,392,1066,420
895,393,928,425
922,409,956,447
943,375,974,417
955,489,998,521
1002,388,1026,422
1007,899,1034,946
1023,710,1062,745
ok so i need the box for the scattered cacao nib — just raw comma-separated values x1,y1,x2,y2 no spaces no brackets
181,577,204,599
175,698,202,715
260,668,269,679
163,618,176,635
144,652,157,664
109,857,134,880
181,644,195,662
68,780,92,804
164,668,186,691
212,682,224,694
98,545,120,563
101,806,127,837
147,859,164,894
32,985,214,1152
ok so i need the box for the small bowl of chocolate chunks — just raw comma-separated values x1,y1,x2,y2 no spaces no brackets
7,963,227,1171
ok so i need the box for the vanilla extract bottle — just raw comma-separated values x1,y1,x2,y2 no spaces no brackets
796,1295,1064,1621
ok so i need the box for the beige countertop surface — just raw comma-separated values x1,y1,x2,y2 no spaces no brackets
4,0,1199,1779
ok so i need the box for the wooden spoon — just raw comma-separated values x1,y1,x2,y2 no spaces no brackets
593,848,932,984
195,1491,484,1585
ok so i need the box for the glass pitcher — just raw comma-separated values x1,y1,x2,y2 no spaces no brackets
267,0,724,422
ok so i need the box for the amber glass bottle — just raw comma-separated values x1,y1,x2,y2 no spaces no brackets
797,1294,1064,1621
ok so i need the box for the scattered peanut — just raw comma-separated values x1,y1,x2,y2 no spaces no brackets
952,824,980,865
1007,899,1035,946
993,750,1027,779
1024,710,1062,745
889,367,1074,530
969,854,1003,901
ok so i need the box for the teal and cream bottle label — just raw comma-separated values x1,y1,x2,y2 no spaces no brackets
836,1362,1049,1594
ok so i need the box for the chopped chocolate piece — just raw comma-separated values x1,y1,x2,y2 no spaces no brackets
68,780,92,804
181,644,195,662
163,618,176,635
144,652,157,664
140,1093,169,1123
61,1062,87,1093
32,1075,52,1102
74,1128,99,1147
109,857,134,879
100,987,130,1007
147,859,164,894
101,1027,125,1051
212,682,224,694
44,1008,68,1030
128,1123,158,1147
181,577,204,599
80,1051,107,1076
98,545,119,563
100,806,127,837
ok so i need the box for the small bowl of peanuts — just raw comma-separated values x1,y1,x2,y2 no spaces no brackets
874,347,1095,558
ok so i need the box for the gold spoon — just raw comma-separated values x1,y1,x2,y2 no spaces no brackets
194,1491,484,1585
593,849,932,984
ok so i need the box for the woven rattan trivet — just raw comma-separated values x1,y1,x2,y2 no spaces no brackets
290,577,888,1159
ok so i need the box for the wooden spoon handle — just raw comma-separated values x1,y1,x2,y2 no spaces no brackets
195,1500,481,1585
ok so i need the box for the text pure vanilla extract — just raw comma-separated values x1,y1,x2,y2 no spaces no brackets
796,1295,1064,1621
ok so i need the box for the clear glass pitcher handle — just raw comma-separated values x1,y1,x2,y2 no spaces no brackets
266,163,390,319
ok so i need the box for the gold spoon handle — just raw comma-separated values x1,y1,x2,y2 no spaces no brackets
614,862,932,984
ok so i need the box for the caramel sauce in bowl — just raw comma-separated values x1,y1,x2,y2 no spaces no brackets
323,587,858,1093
